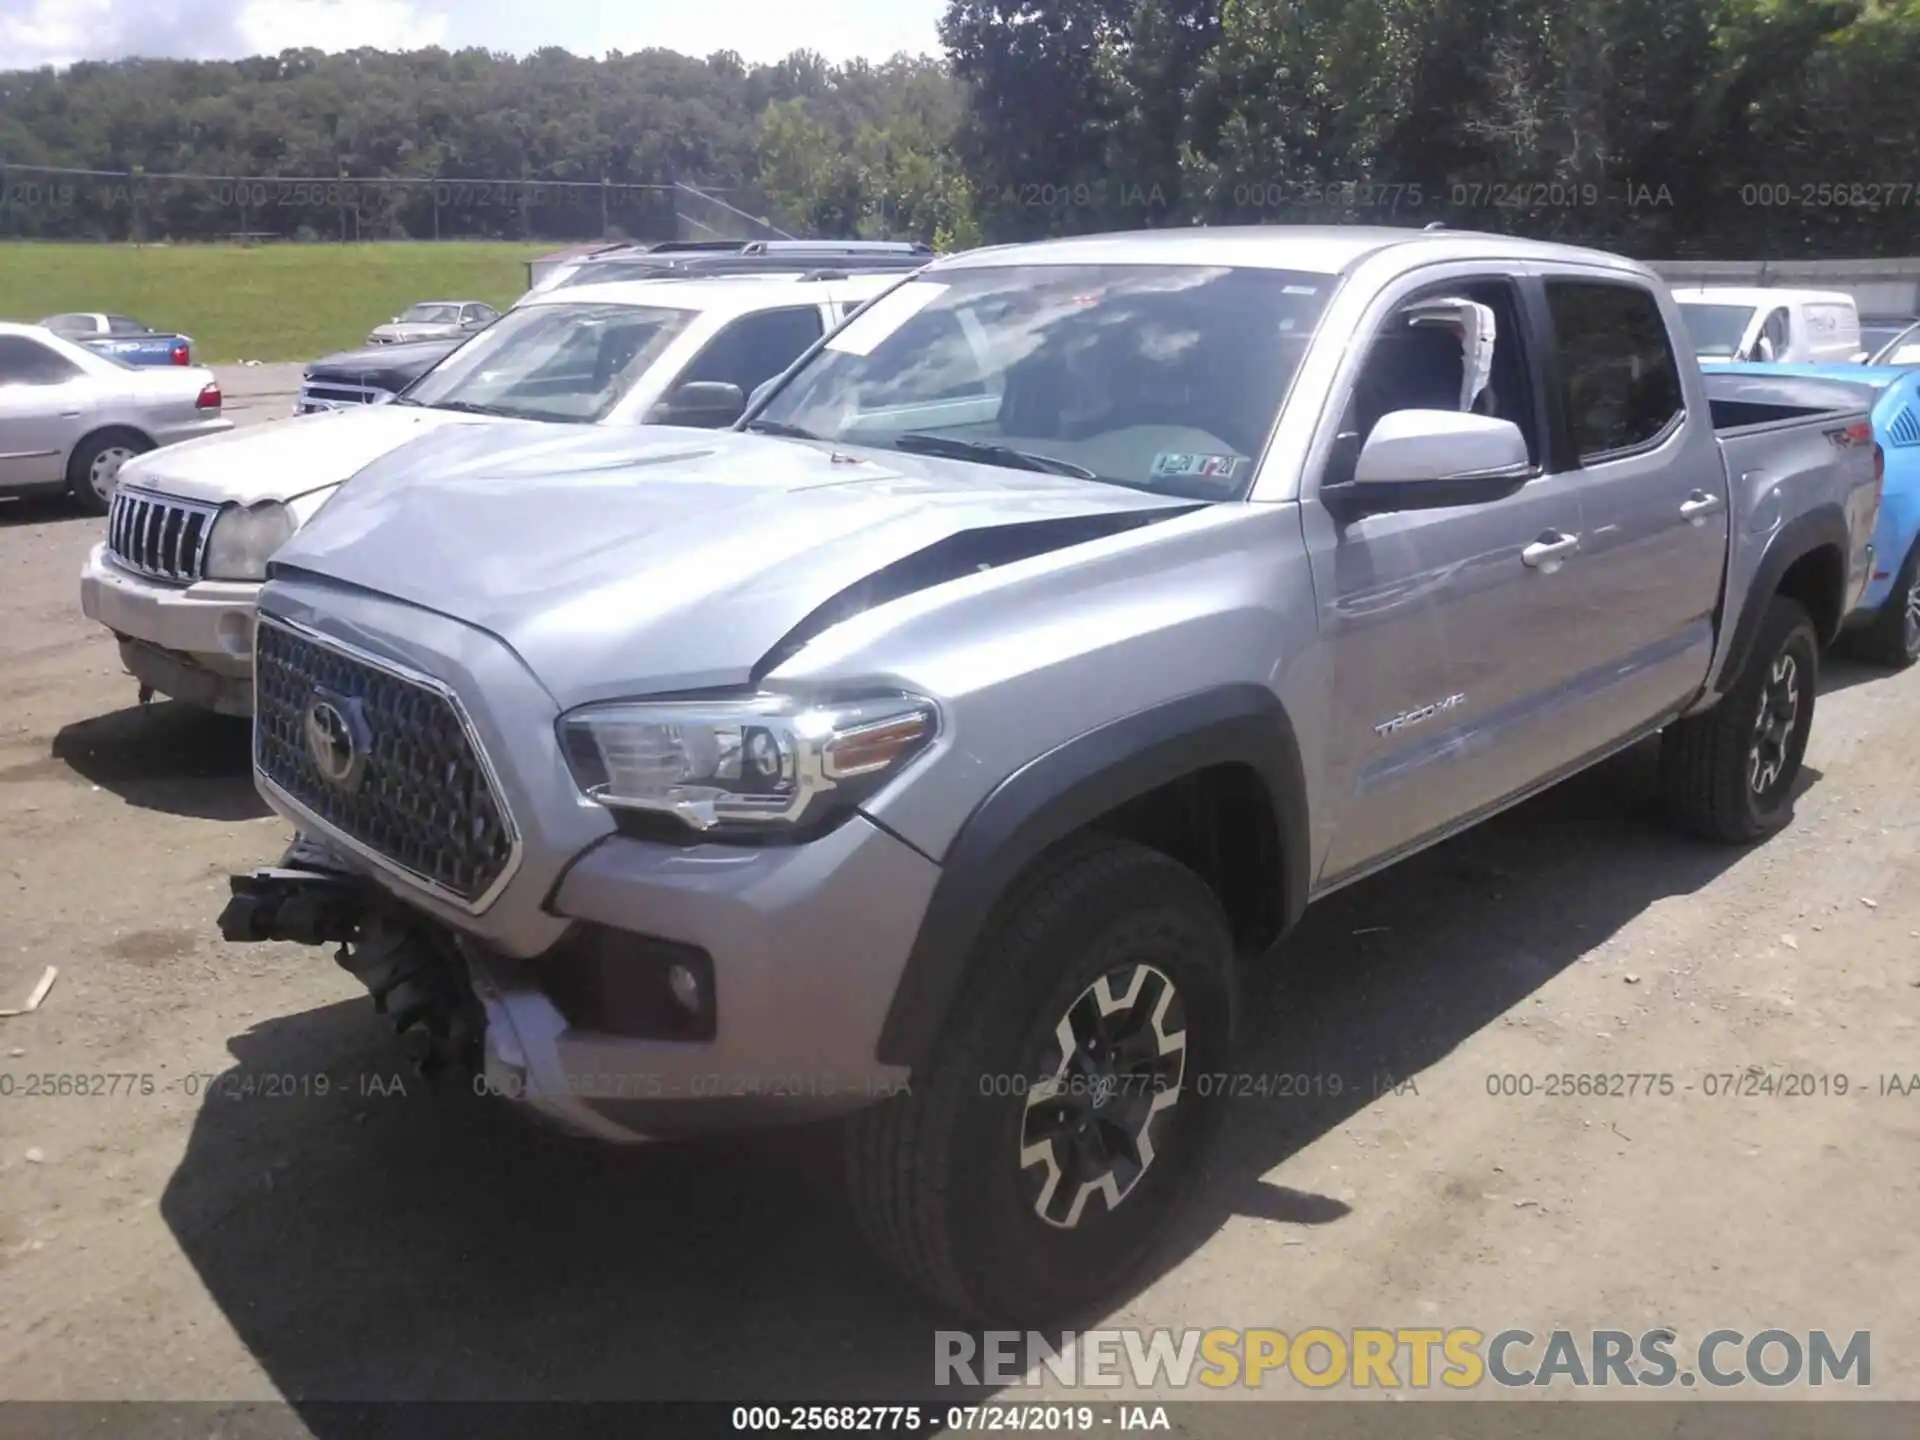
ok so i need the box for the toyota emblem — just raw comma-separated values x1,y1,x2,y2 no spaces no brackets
303,691,369,791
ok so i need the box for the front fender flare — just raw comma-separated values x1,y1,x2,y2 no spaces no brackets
874,683,1310,1071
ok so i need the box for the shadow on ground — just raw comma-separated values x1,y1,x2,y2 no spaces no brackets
0,493,88,528
1819,646,1905,696
51,699,265,821
156,731,1828,1425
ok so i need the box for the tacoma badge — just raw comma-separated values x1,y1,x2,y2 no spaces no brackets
1374,693,1466,737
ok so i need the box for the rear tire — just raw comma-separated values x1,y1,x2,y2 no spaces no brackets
1845,541,1920,669
845,834,1236,1324
1660,595,1818,843
66,431,152,516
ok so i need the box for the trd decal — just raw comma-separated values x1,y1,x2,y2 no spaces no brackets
1374,693,1466,737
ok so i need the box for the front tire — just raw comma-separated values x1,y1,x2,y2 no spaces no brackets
1846,540,1920,669
845,835,1236,1324
66,431,152,516
1660,595,1818,843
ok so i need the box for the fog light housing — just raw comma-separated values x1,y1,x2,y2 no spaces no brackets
538,926,717,1042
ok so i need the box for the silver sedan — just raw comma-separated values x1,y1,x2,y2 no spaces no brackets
0,322,232,514
364,299,500,345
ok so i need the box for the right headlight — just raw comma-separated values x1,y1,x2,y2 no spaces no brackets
558,691,938,835
203,500,295,582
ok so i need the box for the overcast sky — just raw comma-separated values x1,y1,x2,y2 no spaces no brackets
0,0,946,69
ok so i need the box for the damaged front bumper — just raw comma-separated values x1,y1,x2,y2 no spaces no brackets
218,833,901,1145
218,835,484,1079
217,836,636,1141
220,802,933,1143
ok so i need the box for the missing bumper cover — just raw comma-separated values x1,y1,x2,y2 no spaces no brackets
217,853,483,1077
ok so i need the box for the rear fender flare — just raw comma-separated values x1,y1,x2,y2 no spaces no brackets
1716,503,1850,690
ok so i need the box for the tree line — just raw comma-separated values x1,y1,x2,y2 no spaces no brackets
3,1,1920,257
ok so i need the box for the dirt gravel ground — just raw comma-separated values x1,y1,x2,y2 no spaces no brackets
1,410,1917,1430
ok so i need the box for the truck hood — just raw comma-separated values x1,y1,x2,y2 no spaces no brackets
270,423,1198,703
120,404,493,505
309,337,461,388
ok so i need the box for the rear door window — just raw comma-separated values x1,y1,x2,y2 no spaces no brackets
1544,281,1685,461
0,336,86,384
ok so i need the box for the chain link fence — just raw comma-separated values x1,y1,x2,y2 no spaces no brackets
0,164,780,245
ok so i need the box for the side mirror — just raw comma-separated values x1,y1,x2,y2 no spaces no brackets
646,380,746,428
1326,410,1531,517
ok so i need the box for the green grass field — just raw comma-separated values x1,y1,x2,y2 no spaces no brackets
0,241,549,362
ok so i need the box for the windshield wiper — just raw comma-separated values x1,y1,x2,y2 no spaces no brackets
425,400,526,418
890,433,1097,479
744,419,821,440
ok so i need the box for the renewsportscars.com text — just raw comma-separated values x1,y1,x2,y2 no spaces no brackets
936,1327,1871,1390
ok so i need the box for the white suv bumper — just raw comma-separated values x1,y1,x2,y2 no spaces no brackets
79,542,260,715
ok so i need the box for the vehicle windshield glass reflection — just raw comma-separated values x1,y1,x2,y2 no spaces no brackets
1677,303,1756,358
749,263,1333,500
401,302,695,423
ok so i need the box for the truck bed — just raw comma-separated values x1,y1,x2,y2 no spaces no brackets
1704,369,1880,433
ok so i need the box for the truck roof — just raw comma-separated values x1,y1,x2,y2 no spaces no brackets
521,271,898,315
925,224,1656,281
1670,286,1856,307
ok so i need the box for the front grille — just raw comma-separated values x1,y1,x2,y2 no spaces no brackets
1887,405,1920,448
298,378,390,411
107,488,221,582
254,618,517,906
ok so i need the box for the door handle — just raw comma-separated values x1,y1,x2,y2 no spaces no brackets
1521,531,1580,571
1679,490,1722,524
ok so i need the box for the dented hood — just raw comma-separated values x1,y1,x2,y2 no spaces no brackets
269,423,1193,704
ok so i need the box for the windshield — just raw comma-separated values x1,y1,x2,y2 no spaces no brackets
1870,321,1920,366
557,261,677,289
399,304,462,324
1677,303,1757,358
399,300,695,422
41,313,94,334
746,264,1335,500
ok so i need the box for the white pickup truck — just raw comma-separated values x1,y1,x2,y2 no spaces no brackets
78,271,892,714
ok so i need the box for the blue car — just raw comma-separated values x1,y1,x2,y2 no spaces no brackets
39,311,195,367
1704,360,1920,667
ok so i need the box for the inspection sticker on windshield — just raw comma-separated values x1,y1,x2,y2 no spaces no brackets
826,282,950,356
1152,452,1242,482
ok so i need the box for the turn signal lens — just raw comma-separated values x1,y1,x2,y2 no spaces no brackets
822,713,932,779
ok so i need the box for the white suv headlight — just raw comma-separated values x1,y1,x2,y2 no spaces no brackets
203,500,295,581
558,692,937,834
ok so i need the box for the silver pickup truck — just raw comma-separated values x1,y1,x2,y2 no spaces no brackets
217,226,1881,1325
